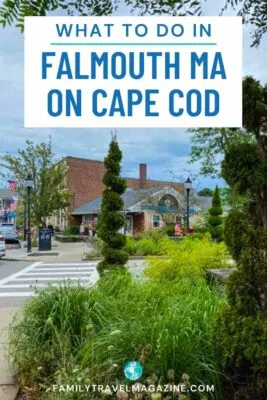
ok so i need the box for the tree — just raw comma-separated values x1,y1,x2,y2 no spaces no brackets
214,77,267,399
1,0,266,46
207,186,223,241
0,0,202,30
0,138,71,227
189,128,255,177
189,76,267,178
198,188,213,197
216,145,267,398
222,0,267,47
243,76,267,145
13,199,25,230
97,135,129,276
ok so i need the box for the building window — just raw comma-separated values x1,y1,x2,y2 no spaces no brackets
152,215,160,228
83,215,98,225
83,215,92,225
125,215,133,234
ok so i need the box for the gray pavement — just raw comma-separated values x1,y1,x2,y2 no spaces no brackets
3,239,91,263
0,306,19,400
0,261,30,281
0,261,32,308
0,261,99,301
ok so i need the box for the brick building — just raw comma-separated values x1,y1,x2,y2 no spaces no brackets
47,156,187,230
65,156,184,210
47,156,210,233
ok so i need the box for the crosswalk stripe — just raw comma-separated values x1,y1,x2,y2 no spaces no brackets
0,261,99,297
24,271,95,276
33,267,95,271
0,262,42,286
0,292,36,297
39,263,97,266
13,276,95,281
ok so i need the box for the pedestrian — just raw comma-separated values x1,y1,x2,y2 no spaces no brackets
48,224,54,236
92,221,96,237
174,223,181,237
88,222,93,238
80,222,85,237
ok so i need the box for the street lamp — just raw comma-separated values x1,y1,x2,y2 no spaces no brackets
24,174,34,253
23,200,27,241
184,177,192,230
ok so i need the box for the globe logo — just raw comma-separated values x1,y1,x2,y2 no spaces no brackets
124,361,143,381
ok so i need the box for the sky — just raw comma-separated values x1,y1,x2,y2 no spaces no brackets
0,0,266,190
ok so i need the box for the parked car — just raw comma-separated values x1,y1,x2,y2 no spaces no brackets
0,223,19,230
0,234,6,258
0,226,20,243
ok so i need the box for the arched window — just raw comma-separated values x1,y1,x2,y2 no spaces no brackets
158,195,179,212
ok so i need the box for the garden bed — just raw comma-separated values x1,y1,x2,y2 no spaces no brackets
54,235,84,242
9,274,227,400
8,233,235,400
28,252,59,257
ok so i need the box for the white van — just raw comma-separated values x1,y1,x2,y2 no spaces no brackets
0,234,6,258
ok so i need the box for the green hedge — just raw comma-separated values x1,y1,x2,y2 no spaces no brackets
63,225,80,236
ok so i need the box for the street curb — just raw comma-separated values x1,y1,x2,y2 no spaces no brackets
83,256,169,261
3,257,86,262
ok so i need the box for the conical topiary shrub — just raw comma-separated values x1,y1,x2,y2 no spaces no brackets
208,186,223,242
97,135,129,276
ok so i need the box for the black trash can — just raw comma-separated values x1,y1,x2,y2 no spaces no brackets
38,228,52,251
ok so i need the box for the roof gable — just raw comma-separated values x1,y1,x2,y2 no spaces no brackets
72,186,174,215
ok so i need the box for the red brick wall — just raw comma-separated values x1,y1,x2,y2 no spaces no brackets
66,157,106,210
139,163,147,188
127,178,184,193
66,157,185,211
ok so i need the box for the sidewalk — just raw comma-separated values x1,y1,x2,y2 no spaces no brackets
4,239,92,263
0,307,19,400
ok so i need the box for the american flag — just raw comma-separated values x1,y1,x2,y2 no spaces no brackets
8,180,17,191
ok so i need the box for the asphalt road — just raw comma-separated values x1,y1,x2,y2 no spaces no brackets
0,260,30,281
0,259,98,308
0,259,146,308
0,260,30,307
